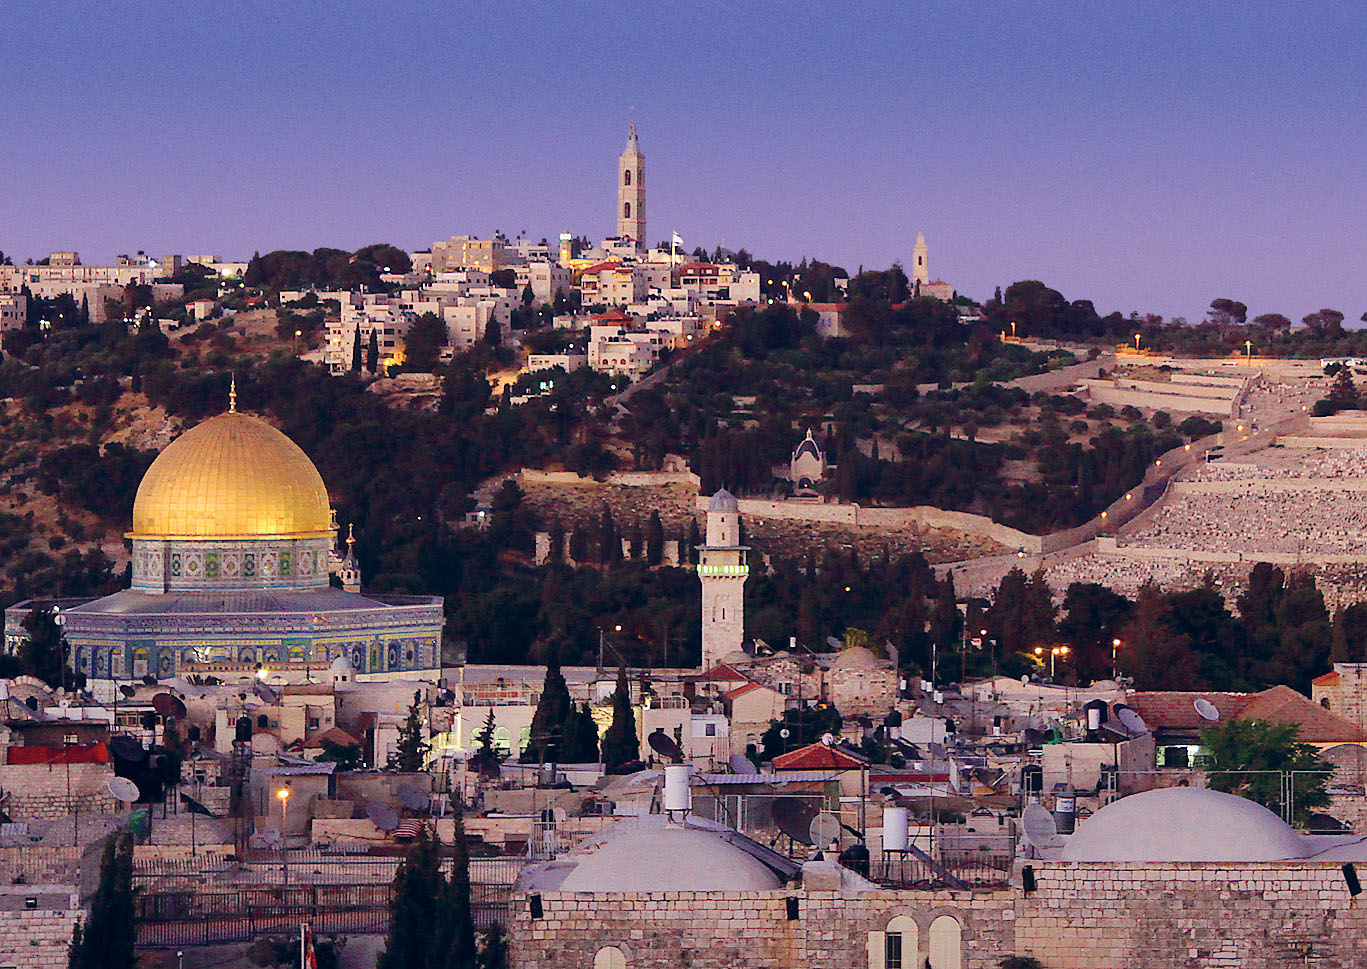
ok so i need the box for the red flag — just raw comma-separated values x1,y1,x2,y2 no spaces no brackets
302,923,317,969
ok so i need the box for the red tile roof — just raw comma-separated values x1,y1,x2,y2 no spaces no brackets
1312,671,1341,687
1128,686,1367,742
772,741,868,771
1126,692,1254,731
688,663,752,684
1237,684,1367,742
724,682,767,701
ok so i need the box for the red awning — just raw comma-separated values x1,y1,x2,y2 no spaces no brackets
7,742,110,765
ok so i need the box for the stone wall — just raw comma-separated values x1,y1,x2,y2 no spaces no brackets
0,762,119,821
1017,862,1367,969
0,885,81,969
520,469,701,488
512,861,1367,969
695,497,1043,555
512,887,1013,969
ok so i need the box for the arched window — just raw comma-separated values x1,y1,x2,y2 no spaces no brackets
594,946,627,969
885,915,917,969
494,726,512,753
927,915,962,969
1322,697,1331,709
624,170,632,186
623,202,631,219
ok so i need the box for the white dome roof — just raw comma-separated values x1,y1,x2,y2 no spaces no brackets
1061,787,1306,862
558,821,781,892
708,489,740,513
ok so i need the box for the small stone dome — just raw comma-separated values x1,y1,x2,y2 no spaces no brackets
1061,787,1306,862
558,821,781,892
833,645,882,669
330,655,353,672
708,488,739,513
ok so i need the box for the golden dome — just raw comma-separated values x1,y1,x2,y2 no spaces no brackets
131,413,333,539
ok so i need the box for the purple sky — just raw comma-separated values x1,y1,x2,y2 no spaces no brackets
3,1,1365,323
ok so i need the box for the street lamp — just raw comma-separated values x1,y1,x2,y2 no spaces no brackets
277,787,290,825
1112,638,1122,681
1034,645,1070,678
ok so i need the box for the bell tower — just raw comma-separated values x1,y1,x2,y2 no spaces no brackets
912,232,929,290
617,124,646,250
698,489,748,670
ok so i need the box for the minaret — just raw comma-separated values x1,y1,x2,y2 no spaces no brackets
338,524,361,594
912,232,929,290
698,489,748,670
617,124,646,250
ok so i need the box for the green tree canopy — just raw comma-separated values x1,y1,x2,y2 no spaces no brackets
1200,719,1335,827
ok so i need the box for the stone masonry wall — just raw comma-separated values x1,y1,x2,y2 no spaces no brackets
0,886,80,969
0,762,118,821
513,863,1367,969
1016,862,1367,969
511,888,1013,969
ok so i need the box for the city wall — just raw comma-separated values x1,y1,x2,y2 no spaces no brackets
519,469,701,488
693,497,1044,554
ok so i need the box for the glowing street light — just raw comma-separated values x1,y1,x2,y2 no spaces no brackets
1034,645,1070,678
1134,333,1142,351
1112,638,1122,681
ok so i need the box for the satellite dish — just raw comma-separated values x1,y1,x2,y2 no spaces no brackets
728,753,758,775
152,693,187,719
106,777,140,803
396,787,429,812
108,737,147,763
820,732,835,747
1021,804,1059,846
1116,708,1149,737
927,743,947,760
260,828,284,850
253,681,280,705
778,728,790,739
365,801,400,832
1020,675,1030,685
772,796,819,845
1194,698,1220,722
647,729,683,764
808,811,840,846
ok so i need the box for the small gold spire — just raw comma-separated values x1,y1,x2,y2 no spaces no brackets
346,523,355,548
229,373,237,413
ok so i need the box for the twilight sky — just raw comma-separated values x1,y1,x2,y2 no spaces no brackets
2,1,1365,323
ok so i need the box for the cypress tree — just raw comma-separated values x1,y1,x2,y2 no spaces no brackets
522,654,571,763
378,826,444,969
367,329,380,373
388,692,429,772
68,833,134,969
21,606,68,689
645,511,664,566
600,665,639,774
439,804,477,969
351,324,363,372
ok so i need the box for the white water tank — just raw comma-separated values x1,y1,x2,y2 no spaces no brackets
883,806,910,852
663,765,692,812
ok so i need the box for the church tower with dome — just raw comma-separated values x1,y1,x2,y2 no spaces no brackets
697,489,748,670
4,394,443,695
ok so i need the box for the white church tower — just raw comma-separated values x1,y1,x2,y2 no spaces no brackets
912,232,929,290
617,124,646,250
698,489,748,670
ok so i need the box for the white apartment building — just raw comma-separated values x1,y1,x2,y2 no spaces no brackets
514,261,572,302
588,323,667,378
525,352,588,373
0,292,26,331
324,288,515,372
